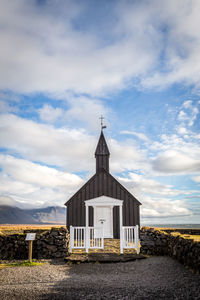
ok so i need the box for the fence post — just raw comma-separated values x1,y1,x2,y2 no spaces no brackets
86,227,89,253
120,227,123,254
135,225,139,254
120,205,123,254
70,226,73,253
102,227,104,249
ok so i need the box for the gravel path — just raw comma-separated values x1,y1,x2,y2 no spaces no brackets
0,256,199,299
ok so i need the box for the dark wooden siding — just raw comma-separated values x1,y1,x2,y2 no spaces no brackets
96,155,109,173
66,170,140,237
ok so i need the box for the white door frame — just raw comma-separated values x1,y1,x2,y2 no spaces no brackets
93,205,113,238
85,196,123,251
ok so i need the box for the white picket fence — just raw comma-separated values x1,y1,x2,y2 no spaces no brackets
121,225,139,254
70,226,104,253
69,226,86,252
70,225,139,254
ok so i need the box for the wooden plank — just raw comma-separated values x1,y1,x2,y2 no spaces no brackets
77,193,81,226
129,196,134,226
28,240,33,262
86,183,90,200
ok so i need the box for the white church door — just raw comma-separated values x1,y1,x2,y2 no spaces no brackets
94,206,113,238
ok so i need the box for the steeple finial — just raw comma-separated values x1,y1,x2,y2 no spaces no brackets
99,115,107,131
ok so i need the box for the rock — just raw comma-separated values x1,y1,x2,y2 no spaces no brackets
0,228,69,260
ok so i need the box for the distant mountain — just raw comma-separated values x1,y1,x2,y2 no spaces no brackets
26,206,66,224
0,205,66,224
0,205,38,224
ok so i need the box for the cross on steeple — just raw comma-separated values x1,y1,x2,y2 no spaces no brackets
99,115,107,131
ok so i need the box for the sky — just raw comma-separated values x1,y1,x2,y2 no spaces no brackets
0,0,200,224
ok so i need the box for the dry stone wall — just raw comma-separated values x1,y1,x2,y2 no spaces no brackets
140,227,200,273
0,226,199,273
0,227,69,260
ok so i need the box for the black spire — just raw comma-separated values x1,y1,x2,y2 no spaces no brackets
95,130,110,173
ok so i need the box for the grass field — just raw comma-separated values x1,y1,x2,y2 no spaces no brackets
170,232,200,242
0,224,66,235
143,226,200,242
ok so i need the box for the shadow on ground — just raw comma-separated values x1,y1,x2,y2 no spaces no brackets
41,256,200,300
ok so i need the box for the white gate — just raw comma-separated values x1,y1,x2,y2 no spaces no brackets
70,226,104,253
86,227,104,251
70,225,140,254
69,226,86,252
121,225,139,254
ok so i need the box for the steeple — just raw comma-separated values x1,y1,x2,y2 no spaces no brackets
95,130,110,173
95,117,110,173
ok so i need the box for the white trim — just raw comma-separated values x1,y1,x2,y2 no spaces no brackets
120,205,123,253
85,196,123,242
85,195,123,207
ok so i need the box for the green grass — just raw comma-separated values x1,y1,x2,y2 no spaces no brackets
0,260,45,269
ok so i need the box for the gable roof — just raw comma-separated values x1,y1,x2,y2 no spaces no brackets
65,168,141,206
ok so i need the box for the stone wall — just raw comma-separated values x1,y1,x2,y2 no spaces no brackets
140,227,200,273
140,227,169,255
1,226,200,273
0,227,69,260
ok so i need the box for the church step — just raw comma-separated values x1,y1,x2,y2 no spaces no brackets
65,253,146,263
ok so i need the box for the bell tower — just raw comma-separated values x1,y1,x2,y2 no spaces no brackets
95,116,110,173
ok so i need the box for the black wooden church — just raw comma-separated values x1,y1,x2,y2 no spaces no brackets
65,127,141,239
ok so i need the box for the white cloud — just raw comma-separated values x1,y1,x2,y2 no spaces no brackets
135,1,200,90
0,113,96,172
0,154,83,188
0,195,17,207
192,176,200,183
177,104,198,127
120,130,149,142
141,196,191,218
152,150,200,174
178,110,187,121
64,96,109,131
109,139,147,173
37,94,109,130
0,92,19,113
117,172,194,220
0,113,147,173
4,0,200,94
0,100,17,114
150,128,200,175
177,127,188,135
118,172,196,201
0,154,85,208
0,0,159,95
1,0,200,94
38,104,63,123
182,100,193,109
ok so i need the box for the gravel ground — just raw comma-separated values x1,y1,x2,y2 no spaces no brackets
0,256,199,300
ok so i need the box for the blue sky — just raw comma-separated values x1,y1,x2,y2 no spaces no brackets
0,0,200,224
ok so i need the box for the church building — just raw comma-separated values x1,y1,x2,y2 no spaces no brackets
65,125,141,240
